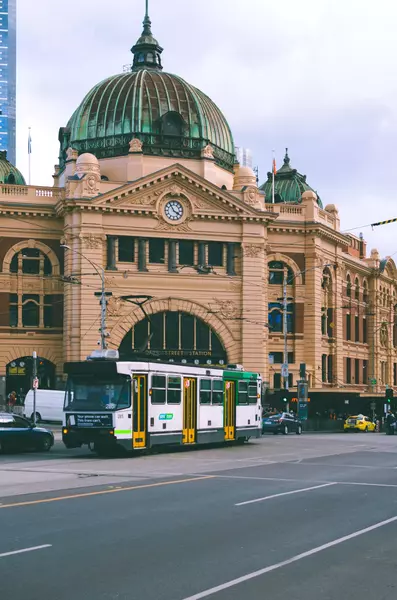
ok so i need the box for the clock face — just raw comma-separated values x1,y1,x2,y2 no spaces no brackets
164,200,184,221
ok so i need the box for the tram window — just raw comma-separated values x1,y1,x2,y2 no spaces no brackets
151,375,166,404
248,383,258,404
238,381,248,405
200,379,211,404
212,379,223,404
167,376,181,404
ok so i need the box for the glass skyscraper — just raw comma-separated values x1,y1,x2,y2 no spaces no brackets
0,0,16,165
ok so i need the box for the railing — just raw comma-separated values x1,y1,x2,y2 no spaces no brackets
0,184,64,203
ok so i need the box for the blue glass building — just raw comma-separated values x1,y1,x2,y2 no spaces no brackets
0,0,16,166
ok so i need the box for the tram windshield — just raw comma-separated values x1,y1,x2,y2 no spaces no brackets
64,375,131,411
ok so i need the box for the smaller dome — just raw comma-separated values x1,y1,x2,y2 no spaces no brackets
76,153,99,165
233,164,257,190
0,151,26,185
325,203,338,214
260,149,323,208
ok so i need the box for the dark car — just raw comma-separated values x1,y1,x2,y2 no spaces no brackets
0,413,54,453
262,412,302,435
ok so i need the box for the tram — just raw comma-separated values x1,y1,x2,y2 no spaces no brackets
62,351,262,454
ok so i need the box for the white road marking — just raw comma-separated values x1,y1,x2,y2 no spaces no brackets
235,482,337,506
181,515,397,600
211,474,397,489
0,545,52,559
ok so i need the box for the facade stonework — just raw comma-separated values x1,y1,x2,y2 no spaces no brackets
0,8,394,414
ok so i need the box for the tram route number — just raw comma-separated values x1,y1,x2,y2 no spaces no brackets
159,414,174,421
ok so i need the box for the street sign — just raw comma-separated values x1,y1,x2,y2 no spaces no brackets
281,363,289,378
370,378,377,385
33,377,39,390
370,401,376,410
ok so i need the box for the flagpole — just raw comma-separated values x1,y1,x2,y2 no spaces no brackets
272,149,275,204
28,127,31,185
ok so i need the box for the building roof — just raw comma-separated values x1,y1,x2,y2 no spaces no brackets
0,151,26,185
260,149,323,208
58,6,235,173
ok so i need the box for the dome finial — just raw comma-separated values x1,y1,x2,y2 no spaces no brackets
284,148,290,165
131,0,164,71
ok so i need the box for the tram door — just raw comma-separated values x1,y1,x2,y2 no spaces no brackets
224,381,236,440
133,375,147,448
183,378,197,444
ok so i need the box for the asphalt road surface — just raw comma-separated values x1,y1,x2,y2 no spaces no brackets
1,433,397,600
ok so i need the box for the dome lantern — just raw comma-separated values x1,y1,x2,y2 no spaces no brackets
131,0,163,71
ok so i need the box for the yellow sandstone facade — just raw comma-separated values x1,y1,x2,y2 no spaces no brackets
0,6,395,415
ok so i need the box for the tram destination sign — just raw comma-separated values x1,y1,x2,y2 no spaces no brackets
74,414,113,428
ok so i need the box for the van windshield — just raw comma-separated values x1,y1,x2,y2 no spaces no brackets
64,375,131,411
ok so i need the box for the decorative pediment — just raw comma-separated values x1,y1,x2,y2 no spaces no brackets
76,164,275,222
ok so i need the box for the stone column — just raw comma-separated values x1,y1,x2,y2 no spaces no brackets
106,236,117,271
138,239,148,272
303,250,324,389
168,240,177,273
240,232,267,375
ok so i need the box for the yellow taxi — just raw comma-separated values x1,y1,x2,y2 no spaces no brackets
344,414,376,432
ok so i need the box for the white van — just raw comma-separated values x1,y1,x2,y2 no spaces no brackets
24,389,65,423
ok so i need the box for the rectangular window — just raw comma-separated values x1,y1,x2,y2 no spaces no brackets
9,293,17,327
237,380,248,405
355,359,360,384
167,376,181,404
269,352,294,364
212,380,223,405
248,383,258,404
346,314,351,341
273,373,281,388
118,237,135,262
208,242,224,267
178,240,195,266
363,360,368,385
394,363,397,387
355,316,360,342
346,358,351,384
199,378,211,404
22,295,39,327
327,308,334,338
322,354,327,383
321,309,326,335
148,239,165,264
151,375,166,404
363,318,367,343
327,355,333,384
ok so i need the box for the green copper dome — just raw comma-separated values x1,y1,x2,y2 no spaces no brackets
0,151,26,185
260,150,323,209
59,5,235,173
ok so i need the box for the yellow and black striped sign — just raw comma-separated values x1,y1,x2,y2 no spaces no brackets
372,218,397,228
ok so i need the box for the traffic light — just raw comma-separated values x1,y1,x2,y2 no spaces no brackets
385,388,394,403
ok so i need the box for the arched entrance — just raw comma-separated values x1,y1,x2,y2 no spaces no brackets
6,357,56,403
119,310,228,366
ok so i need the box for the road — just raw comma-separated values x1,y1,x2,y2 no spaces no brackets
1,433,397,600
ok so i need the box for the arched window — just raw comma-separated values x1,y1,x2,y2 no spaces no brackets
363,280,369,303
137,53,145,63
146,52,154,63
268,261,294,285
354,278,360,300
346,274,352,297
268,302,294,333
10,247,52,276
8,246,60,330
160,112,185,137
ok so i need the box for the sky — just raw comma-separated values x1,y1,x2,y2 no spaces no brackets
16,0,397,257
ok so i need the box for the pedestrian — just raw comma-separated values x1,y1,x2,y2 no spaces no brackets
6,390,17,413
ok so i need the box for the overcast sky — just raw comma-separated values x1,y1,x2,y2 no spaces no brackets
16,0,397,257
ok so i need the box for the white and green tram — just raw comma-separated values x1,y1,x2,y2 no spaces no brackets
62,351,262,454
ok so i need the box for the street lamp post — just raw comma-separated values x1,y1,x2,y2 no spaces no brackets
61,244,111,351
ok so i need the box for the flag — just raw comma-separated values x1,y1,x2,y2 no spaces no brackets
28,129,32,155
272,157,277,175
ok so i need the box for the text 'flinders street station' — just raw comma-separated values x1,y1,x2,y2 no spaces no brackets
0,7,395,415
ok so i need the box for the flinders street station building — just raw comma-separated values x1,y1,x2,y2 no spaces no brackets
0,7,396,416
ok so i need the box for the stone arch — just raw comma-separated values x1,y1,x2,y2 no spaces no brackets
109,297,239,362
266,253,303,284
3,239,61,275
2,345,61,368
